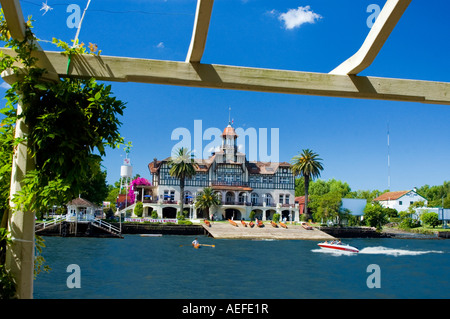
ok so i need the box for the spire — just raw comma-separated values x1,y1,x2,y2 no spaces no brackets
228,107,231,125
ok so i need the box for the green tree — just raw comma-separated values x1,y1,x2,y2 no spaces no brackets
294,177,305,196
328,179,351,198
168,147,198,215
363,202,389,230
421,212,440,228
417,182,450,208
291,149,324,221
105,184,120,211
309,179,329,196
310,192,342,224
195,187,221,220
78,163,109,206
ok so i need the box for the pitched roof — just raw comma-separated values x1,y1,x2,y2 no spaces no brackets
247,161,290,175
67,197,95,207
373,190,409,202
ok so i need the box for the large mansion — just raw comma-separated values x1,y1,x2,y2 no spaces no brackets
130,123,300,221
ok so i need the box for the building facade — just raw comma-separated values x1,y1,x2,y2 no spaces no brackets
140,123,299,221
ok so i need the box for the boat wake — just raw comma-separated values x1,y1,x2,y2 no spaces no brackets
358,246,444,256
312,246,444,256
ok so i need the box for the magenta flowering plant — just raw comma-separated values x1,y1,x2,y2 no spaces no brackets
128,177,151,204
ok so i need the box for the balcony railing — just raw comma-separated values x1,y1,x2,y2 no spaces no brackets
211,181,250,187
223,200,252,206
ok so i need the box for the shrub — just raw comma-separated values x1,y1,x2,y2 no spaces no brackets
151,211,158,219
177,211,185,220
272,213,280,223
177,220,193,225
249,211,256,221
399,217,421,229
134,202,143,217
364,202,389,230
301,214,309,222
421,212,440,228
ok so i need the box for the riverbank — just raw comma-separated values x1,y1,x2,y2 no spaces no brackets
36,221,449,239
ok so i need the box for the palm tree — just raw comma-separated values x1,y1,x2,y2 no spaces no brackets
291,149,324,221
195,187,221,220
168,147,198,216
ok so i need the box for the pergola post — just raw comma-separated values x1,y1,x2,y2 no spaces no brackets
2,70,36,299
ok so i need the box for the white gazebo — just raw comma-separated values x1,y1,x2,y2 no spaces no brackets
66,197,96,222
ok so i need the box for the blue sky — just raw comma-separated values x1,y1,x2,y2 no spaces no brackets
1,0,450,192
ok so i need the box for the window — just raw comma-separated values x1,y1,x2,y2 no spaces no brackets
279,194,284,204
399,201,403,205
251,193,259,205
265,194,272,205
285,195,290,204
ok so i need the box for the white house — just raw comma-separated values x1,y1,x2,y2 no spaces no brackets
66,197,97,222
373,188,428,212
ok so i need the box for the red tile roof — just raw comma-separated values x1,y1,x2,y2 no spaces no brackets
373,191,409,202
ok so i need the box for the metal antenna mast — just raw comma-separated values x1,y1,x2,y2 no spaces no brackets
387,121,391,189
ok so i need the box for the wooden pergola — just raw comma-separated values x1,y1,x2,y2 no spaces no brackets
0,0,449,298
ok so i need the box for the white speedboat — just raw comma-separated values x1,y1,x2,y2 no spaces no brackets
317,240,359,253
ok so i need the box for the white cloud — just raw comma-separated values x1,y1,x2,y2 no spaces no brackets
156,42,165,49
278,6,322,30
0,81,11,90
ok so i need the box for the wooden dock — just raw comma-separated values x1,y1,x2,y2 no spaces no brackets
202,222,335,240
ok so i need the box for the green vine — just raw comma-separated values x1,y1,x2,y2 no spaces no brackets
0,11,126,297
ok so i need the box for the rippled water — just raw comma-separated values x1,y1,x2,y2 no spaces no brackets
34,235,450,299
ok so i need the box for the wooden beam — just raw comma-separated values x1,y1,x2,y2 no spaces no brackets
0,0,59,80
185,0,214,63
2,48,448,105
0,0,26,40
330,0,412,75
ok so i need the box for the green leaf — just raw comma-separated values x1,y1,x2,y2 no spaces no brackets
34,83,47,91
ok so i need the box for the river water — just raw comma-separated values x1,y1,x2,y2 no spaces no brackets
34,235,449,299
